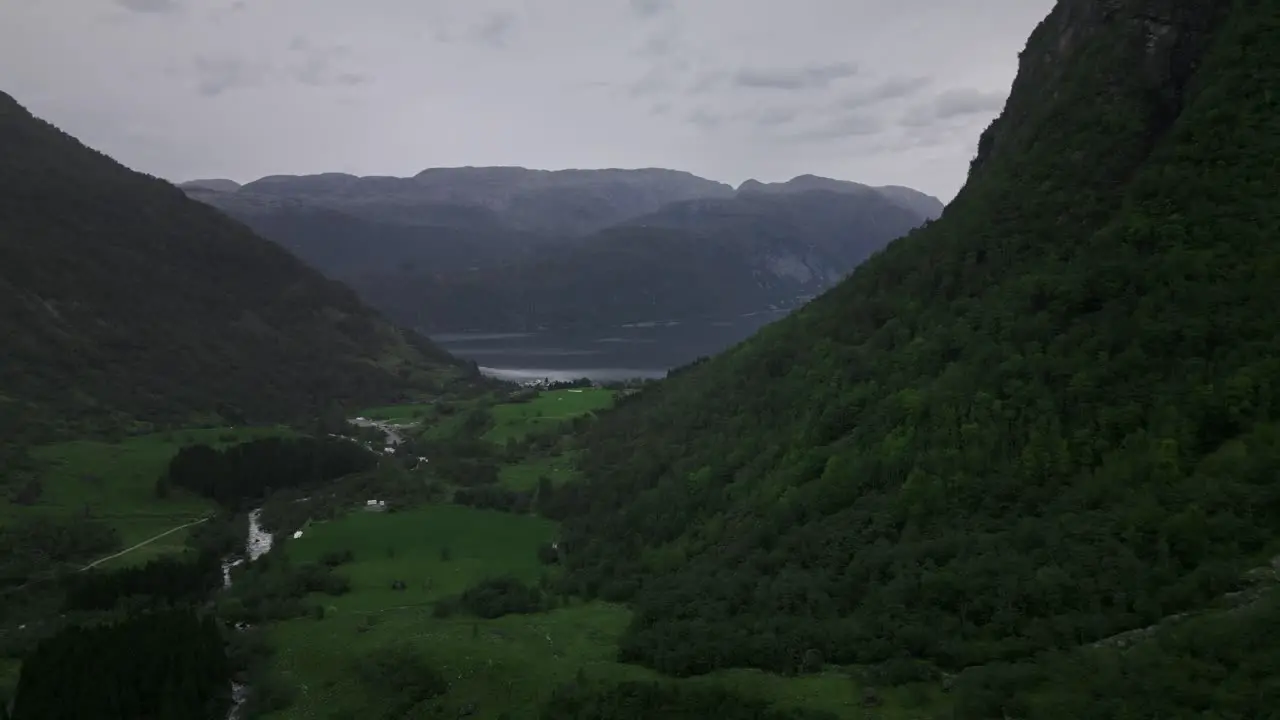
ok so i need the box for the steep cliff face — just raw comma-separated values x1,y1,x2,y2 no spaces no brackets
971,0,1229,175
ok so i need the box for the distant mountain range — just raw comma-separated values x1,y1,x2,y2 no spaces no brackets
182,168,942,333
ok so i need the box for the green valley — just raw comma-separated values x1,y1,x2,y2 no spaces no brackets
4,0,1280,718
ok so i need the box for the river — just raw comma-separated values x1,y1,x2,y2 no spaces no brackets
222,420,403,720
430,310,789,382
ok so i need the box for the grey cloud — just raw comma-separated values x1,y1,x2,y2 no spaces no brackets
470,12,518,48
784,112,884,142
206,1,245,23
629,68,669,97
753,106,798,127
287,37,370,88
9,0,1053,204
687,70,726,94
933,87,1006,118
686,108,722,129
903,87,1007,126
114,0,181,13
837,76,931,110
628,55,691,97
191,57,266,97
635,34,674,58
733,61,858,90
630,0,672,18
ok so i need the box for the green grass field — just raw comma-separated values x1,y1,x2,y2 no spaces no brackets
498,452,582,491
265,502,928,720
267,599,640,720
484,388,615,444
1,425,290,566
286,505,557,612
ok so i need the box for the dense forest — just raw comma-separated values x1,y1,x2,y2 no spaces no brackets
949,588,1280,718
160,436,375,508
61,551,223,613
0,90,472,443
539,680,839,720
546,0,1280,701
10,608,230,720
0,516,120,591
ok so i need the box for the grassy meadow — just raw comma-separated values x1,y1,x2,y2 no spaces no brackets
1,425,290,567
483,388,615,444
286,505,557,612
497,451,582,491
263,501,922,719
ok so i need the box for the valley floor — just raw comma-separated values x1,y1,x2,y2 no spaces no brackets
5,387,1275,720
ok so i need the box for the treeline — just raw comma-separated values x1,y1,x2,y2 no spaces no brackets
539,680,838,720
159,436,374,508
220,548,351,625
10,607,230,720
454,485,533,514
0,516,119,589
950,590,1280,719
434,575,547,619
61,550,223,612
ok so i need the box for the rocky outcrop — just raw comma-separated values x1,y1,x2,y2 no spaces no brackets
970,0,1230,175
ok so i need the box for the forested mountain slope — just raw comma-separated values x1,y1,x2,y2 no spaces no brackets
551,0,1280,694
0,92,470,440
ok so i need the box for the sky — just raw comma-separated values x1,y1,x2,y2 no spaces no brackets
1,0,1055,202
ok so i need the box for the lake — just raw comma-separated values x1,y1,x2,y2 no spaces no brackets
430,310,789,383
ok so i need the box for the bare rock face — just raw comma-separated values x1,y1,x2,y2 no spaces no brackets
970,0,1230,175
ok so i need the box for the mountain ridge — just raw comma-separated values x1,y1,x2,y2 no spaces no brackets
190,182,931,333
0,90,475,440
181,168,943,233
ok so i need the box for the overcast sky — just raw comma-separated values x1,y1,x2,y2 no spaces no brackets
1,0,1053,201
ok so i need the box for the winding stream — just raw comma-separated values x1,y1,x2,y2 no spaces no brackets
222,508,274,720
222,420,399,719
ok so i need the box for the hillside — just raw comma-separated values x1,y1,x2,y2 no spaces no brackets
548,0,1280,711
0,91,472,440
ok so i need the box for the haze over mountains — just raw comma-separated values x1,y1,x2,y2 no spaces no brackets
182,169,941,333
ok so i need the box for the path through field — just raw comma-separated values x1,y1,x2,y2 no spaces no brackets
79,516,211,571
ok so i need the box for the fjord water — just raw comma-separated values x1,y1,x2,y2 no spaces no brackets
430,309,789,382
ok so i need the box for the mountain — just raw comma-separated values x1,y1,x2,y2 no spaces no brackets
178,178,240,193
202,167,736,237
0,91,473,440
207,186,929,333
737,174,945,219
546,0,1279,714
185,172,935,333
